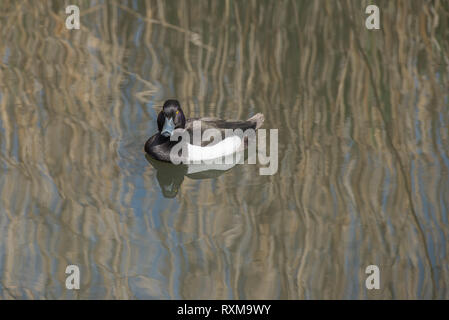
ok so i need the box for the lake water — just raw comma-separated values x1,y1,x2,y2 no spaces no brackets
0,0,448,299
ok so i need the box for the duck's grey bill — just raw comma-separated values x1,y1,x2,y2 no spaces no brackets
161,117,175,137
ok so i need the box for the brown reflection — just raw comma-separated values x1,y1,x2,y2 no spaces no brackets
145,154,236,198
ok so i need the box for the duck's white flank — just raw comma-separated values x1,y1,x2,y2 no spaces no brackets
186,136,242,162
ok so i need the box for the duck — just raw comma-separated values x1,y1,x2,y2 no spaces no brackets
144,99,264,164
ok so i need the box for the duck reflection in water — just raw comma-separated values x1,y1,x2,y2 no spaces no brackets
145,154,240,198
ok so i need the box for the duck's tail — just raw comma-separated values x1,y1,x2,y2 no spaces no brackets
247,113,264,130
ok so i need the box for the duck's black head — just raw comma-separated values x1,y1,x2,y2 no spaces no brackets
157,100,186,138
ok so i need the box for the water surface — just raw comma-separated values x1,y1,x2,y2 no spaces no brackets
0,0,448,299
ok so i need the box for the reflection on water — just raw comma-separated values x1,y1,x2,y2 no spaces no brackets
0,0,448,299
146,156,187,199
146,155,237,198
